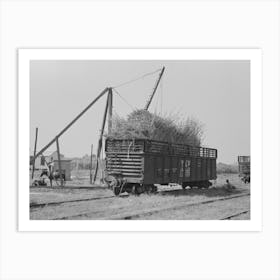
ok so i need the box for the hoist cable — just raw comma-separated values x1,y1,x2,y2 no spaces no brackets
112,88,136,111
113,68,162,89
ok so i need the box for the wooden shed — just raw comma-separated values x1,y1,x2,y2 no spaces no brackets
53,159,72,181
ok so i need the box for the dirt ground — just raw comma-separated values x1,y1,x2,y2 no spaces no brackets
30,173,250,220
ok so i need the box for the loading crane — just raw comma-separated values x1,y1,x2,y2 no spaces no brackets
144,66,165,110
31,67,165,185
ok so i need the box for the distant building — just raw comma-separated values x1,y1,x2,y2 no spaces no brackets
53,159,72,181
45,151,72,181
29,155,48,170
45,151,65,162
30,151,72,181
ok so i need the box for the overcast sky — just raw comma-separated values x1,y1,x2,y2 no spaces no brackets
30,60,250,164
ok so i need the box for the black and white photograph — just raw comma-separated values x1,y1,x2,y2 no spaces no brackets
1,1,280,280
28,56,251,221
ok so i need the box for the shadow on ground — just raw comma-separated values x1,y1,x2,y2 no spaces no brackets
159,187,248,198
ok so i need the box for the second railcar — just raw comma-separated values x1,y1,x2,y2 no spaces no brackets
105,138,217,195
238,156,250,183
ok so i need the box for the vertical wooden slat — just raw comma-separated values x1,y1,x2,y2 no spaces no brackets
31,127,38,179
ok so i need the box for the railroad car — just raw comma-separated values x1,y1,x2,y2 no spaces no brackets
105,138,217,195
238,156,250,183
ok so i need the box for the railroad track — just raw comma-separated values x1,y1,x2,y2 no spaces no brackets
221,210,250,220
30,185,106,190
53,192,250,220
30,195,118,209
30,188,249,210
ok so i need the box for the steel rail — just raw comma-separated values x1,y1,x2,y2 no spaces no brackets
30,195,117,209
220,210,250,220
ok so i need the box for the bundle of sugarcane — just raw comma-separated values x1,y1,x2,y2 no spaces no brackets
107,109,203,146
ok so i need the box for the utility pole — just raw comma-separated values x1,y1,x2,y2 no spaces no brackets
55,136,63,186
93,92,110,183
90,144,93,184
31,127,38,179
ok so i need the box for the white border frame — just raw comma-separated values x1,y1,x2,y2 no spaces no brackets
18,48,262,232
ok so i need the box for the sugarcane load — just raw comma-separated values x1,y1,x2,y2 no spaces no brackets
105,109,217,195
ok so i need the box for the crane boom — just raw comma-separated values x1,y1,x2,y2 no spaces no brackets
31,87,109,164
144,66,165,110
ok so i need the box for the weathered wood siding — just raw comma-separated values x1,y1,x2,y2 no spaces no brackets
105,138,217,185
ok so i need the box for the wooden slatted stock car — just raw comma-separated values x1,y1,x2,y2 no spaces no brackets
238,156,250,183
105,138,217,195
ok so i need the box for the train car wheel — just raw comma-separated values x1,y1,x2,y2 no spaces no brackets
203,181,211,188
143,184,157,194
144,184,151,193
151,185,158,193
113,186,121,196
124,183,133,193
134,184,143,195
196,181,211,189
